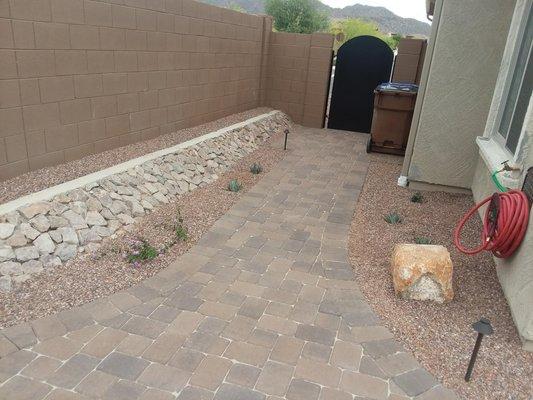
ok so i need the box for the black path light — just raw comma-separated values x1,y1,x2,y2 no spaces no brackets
284,128,289,150
465,318,494,382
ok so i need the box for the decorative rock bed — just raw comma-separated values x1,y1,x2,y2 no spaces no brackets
0,111,290,292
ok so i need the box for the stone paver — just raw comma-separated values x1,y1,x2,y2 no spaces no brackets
0,126,456,399
97,352,150,380
226,363,261,388
287,378,321,400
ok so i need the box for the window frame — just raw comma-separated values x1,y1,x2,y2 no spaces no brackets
476,0,533,190
493,0,532,158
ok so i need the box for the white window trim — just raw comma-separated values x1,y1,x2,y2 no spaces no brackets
493,1,532,153
477,0,532,189
477,98,532,189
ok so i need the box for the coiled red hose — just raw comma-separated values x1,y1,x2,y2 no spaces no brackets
454,190,530,258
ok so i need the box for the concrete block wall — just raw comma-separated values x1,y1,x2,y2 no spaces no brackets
264,31,333,128
0,0,265,181
0,1,333,182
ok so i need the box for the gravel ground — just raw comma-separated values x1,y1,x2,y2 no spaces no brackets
0,107,272,204
349,156,533,400
0,135,287,328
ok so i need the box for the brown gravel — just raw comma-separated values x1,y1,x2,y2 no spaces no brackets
0,134,287,328
0,107,272,204
349,156,533,400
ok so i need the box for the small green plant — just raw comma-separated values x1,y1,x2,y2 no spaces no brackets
250,163,263,174
175,225,188,240
414,236,432,245
174,209,188,241
228,179,242,192
384,212,402,224
411,192,424,203
125,238,158,267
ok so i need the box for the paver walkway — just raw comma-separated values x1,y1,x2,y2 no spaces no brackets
0,126,458,400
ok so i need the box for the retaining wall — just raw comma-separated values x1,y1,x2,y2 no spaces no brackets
0,0,333,181
0,111,290,292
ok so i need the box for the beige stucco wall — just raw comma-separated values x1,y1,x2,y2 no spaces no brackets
408,0,532,350
472,132,533,349
471,0,533,350
472,151,533,350
405,0,515,189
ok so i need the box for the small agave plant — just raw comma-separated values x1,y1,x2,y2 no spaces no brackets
414,236,432,244
228,179,242,192
384,212,402,224
250,163,263,175
411,192,424,203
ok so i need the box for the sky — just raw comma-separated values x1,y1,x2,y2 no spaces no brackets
320,0,429,23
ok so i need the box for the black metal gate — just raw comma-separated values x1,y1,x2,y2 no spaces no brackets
328,36,394,133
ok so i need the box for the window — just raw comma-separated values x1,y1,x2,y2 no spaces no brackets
496,4,532,155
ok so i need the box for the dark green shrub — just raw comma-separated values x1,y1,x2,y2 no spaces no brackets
411,192,424,203
250,163,263,174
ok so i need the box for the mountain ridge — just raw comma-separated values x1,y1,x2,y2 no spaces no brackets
199,0,431,36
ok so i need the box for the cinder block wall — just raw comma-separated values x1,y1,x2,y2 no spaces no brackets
264,31,333,128
0,1,333,181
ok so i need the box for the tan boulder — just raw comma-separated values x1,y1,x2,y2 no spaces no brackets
391,244,454,303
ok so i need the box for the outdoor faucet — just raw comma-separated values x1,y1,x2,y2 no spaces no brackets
501,160,520,172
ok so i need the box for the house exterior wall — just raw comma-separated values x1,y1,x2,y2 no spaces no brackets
472,144,533,350
0,0,334,182
404,0,515,189
471,0,533,350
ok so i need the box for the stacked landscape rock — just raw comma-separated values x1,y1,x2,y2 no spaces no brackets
0,112,290,291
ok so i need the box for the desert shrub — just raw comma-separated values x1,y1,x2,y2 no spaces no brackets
125,238,158,266
265,0,329,34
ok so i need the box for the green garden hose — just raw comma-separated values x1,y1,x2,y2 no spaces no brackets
491,170,508,192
